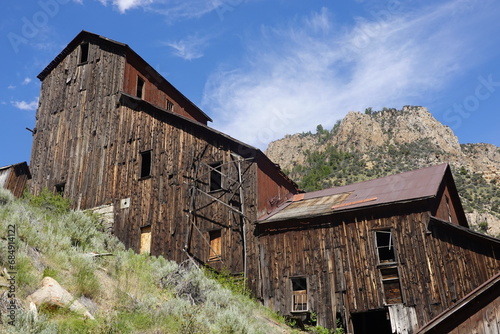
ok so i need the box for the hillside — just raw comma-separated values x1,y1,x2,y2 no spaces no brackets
0,189,314,334
265,106,500,236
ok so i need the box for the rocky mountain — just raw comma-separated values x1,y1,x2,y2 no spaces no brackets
265,106,500,236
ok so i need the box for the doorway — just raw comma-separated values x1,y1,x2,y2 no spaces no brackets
351,309,392,334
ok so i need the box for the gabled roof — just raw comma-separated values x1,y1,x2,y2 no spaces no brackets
37,30,212,123
259,163,450,223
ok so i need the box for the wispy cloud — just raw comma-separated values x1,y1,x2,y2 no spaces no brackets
97,0,224,18
202,1,500,149
11,98,39,111
22,77,31,85
165,34,211,60
7,85,16,90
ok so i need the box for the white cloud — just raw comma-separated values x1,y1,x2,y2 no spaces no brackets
22,77,31,85
7,85,16,90
202,1,500,150
96,0,245,21
11,98,39,111
165,34,210,60
113,0,154,13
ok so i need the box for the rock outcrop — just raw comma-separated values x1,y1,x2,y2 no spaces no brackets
265,106,500,235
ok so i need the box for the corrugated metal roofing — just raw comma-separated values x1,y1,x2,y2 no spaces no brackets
259,163,449,223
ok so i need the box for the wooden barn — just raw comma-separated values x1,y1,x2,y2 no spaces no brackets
256,163,500,333
29,30,298,284
0,162,31,198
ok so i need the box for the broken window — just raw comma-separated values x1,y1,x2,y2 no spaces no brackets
291,277,308,312
209,163,223,191
208,229,222,261
166,99,174,112
140,150,152,179
136,76,145,99
375,229,403,304
380,267,403,304
140,225,152,254
79,43,89,64
375,229,396,264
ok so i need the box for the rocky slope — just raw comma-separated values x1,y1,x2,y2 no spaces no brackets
266,106,500,236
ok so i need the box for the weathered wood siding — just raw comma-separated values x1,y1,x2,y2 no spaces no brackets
256,156,297,217
123,51,209,125
433,184,463,225
30,34,298,277
417,273,500,334
442,295,500,334
108,97,261,272
257,203,500,332
30,37,125,203
0,162,31,198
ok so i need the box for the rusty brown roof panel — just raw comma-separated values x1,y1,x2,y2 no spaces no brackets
263,192,351,223
259,163,449,223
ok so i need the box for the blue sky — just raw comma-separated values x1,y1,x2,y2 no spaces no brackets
1,0,500,167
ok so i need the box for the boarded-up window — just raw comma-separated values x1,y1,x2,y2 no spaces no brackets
79,43,89,64
209,163,222,191
291,277,308,312
136,76,145,99
209,229,221,261
380,267,403,304
140,225,152,254
375,229,396,264
140,150,152,179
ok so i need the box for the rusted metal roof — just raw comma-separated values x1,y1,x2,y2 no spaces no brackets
259,163,449,223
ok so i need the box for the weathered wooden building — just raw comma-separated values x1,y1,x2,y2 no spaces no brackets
29,31,298,285
0,162,31,198
30,31,500,334
256,164,500,333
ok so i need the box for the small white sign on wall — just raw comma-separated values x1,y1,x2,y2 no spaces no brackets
120,198,130,209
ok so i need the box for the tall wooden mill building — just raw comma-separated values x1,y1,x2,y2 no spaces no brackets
29,31,298,290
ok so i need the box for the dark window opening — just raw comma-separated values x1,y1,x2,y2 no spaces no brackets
209,163,223,191
166,99,174,112
208,229,222,261
136,76,145,99
375,230,396,264
55,183,65,195
291,277,308,312
140,150,152,179
79,43,89,64
351,310,392,334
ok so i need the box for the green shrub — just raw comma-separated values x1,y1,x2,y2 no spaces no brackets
23,188,71,214
0,188,15,205
71,256,100,298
